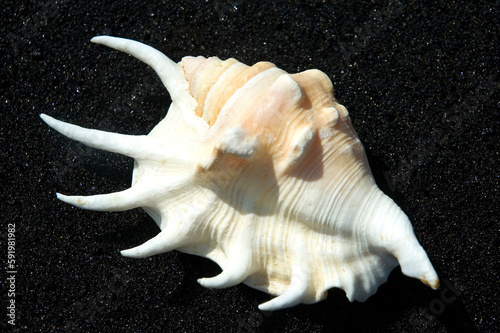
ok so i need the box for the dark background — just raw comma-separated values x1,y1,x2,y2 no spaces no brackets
2,1,498,332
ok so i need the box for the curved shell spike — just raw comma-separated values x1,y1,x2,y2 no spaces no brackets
41,36,439,311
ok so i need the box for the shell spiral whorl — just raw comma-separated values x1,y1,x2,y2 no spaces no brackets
40,36,439,311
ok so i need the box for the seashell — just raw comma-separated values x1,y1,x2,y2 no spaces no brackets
40,36,439,311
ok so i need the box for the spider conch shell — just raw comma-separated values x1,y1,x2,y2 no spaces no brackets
40,36,439,311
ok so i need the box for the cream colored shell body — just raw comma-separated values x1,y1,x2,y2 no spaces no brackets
41,36,439,311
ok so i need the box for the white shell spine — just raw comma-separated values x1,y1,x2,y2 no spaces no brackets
41,36,439,311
